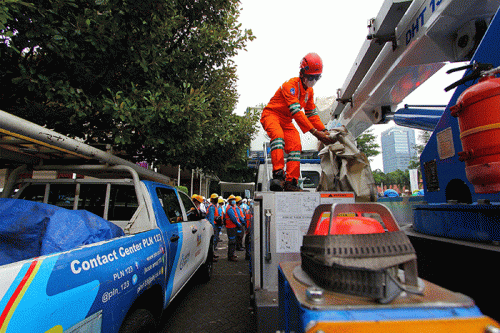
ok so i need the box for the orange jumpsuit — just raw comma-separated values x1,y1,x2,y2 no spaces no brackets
260,77,325,181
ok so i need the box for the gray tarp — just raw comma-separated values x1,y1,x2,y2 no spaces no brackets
316,126,377,201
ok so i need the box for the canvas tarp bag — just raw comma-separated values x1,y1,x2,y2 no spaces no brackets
316,126,377,202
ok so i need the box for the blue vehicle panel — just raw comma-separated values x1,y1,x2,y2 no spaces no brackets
0,181,212,333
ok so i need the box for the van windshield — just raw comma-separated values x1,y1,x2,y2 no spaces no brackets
301,171,320,189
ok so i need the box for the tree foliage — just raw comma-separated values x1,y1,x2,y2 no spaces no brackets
372,169,385,185
408,130,431,172
356,128,380,160
0,0,257,173
372,168,410,188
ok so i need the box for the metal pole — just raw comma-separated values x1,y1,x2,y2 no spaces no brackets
190,169,194,196
178,165,181,186
0,110,171,184
199,171,203,197
1,165,27,198
206,177,210,198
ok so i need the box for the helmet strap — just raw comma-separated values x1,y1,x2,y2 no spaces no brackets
299,74,307,89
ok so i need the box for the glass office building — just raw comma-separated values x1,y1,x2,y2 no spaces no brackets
381,126,417,173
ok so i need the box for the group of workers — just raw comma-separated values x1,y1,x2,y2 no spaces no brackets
191,193,253,262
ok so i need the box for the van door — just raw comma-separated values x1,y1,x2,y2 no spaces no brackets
177,191,206,270
152,186,192,301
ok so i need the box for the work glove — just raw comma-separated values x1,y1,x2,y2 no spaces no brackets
313,129,336,145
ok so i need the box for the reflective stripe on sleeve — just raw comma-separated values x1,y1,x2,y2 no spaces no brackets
289,103,301,116
305,107,319,117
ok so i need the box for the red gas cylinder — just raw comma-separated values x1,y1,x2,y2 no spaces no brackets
450,75,500,194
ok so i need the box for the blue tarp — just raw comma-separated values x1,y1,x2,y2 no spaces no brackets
384,189,400,197
0,199,124,266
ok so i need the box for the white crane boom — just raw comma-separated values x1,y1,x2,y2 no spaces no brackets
329,0,500,138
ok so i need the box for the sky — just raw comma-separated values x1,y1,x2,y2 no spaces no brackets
232,0,466,171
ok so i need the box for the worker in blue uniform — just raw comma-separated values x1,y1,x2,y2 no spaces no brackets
206,193,221,261
235,196,246,251
225,195,243,261
242,198,249,211
215,197,225,250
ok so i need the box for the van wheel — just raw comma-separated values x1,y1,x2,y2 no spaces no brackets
119,308,156,333
198,244,214,283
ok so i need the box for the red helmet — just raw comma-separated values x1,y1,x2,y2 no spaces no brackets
300,53,323,75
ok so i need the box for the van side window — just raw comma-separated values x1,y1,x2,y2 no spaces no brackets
156,188,183,223
47,184,76,210
17,184,46,202
17,183,139,221
78,184,107,217
178,191,201,221
108,185,138,221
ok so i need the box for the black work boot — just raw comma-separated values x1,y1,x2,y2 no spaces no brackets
283,178,304,192
270,169,285,191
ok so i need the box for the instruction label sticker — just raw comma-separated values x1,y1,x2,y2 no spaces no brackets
275,192,319,253
436,127,455,160
274,192,354,253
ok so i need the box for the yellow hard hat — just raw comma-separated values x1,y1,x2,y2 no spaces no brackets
218,197,224,204
235,196,242,203
210,193,219,199
227,194,236,200
192,194,202,203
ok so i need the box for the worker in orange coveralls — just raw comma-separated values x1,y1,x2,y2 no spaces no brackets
260,52,335,191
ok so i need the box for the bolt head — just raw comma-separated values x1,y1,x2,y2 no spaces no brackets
306,286,324,303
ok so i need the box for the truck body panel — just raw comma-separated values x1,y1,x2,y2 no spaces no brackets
1,230,165,332
0,181,213,333
251,191,355,333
